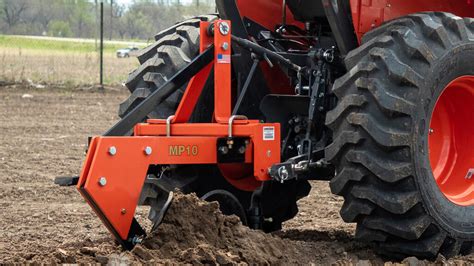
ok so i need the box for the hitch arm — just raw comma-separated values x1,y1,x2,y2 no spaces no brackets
231,35,303,73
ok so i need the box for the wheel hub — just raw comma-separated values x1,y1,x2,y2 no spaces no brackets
429,75,474,206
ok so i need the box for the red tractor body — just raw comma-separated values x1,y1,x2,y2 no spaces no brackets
237,0,474,41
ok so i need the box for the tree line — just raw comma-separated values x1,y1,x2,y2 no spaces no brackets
0,0,215,40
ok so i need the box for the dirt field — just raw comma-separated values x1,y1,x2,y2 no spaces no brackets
0,47,139,86
0,85,473,264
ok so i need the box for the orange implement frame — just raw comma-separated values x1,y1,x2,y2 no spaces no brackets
76,20,281,245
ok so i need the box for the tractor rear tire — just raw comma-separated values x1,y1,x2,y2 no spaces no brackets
326,12,474,258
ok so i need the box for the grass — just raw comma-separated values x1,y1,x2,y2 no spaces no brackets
0,35,144,54
0,35,145,86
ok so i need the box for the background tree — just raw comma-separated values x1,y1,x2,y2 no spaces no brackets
0,0,28,33
0,0,215,40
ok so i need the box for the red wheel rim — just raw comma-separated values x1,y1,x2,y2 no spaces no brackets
428,76,474,206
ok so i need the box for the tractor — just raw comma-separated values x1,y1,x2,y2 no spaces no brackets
57,0,474,259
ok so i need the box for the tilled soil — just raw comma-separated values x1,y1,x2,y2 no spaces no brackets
0,85,473,264
136,192,317,264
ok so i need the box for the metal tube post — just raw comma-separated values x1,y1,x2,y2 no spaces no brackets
100,1,104,90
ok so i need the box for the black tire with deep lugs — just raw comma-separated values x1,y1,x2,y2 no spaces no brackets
326,12,474,258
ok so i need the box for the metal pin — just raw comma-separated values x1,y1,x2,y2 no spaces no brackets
221,42,229,51
108,146,117,156
144,146,152,156
219,21,230,35
98,177,107,187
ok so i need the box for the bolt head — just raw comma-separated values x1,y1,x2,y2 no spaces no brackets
108,146,117,156
267,150,271,157
297,144,302,153
221,42,229,51
219,146,229,154
238,146,246,154
121,208,127,214
144,146,152,156
264,217,273,223
98,177,107,187
278,166,289,181
218,21,230,35
132,236,143,245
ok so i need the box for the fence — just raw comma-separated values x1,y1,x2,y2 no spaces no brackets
0,0,215,88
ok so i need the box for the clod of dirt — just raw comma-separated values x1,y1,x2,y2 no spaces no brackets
132,192,308,264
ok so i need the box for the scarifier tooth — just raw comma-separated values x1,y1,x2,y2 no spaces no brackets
151,191,174,232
